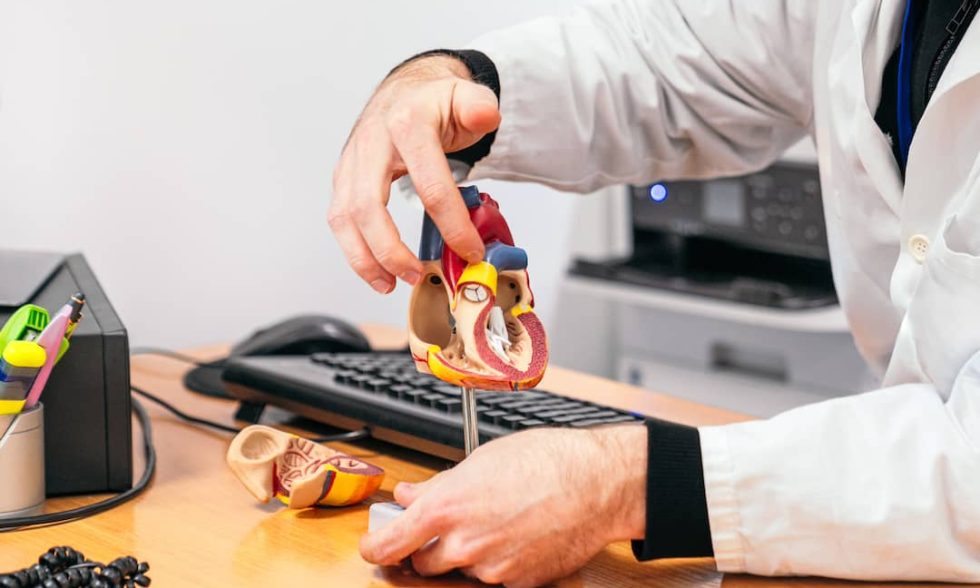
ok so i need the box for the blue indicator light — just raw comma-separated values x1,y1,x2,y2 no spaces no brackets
649,183,668,202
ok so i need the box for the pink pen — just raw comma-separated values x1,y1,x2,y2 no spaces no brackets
23,293,84,409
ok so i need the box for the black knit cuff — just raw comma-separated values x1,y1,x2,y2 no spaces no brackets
389,49,500,167
631,418,714,561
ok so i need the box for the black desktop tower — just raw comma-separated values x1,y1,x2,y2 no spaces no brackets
0,250,132,495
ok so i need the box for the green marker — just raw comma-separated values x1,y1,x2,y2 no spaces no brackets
0,305,50,357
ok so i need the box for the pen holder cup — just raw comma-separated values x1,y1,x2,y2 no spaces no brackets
0,403,45,518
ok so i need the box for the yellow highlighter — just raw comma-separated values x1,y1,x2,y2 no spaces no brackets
0,341,47,415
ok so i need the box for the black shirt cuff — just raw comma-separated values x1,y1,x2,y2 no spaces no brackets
390,49,500,167
632,418,714,561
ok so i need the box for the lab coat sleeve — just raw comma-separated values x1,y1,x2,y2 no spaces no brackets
466,0,816,192
699,208,980,580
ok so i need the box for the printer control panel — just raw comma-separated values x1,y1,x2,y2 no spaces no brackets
631,162,828,260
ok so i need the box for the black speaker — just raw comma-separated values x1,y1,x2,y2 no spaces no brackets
0,250,131,495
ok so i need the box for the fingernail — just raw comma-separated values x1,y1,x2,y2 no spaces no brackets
371,279,393,294
465,250,483,264
396,482,415,492
400,271,420,286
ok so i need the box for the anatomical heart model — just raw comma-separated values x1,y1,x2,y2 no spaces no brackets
408,185,549,391
227,425,384,508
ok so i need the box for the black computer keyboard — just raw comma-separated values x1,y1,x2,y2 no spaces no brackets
222,352,644,460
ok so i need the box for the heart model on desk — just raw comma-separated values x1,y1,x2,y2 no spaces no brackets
227,425,384,508
408,185,549,391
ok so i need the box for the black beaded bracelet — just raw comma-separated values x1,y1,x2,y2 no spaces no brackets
0,546,151,588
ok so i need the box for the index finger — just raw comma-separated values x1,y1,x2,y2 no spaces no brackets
388,119,484,264
360,501,443,565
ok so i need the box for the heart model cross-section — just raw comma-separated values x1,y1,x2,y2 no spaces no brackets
408,185,549,391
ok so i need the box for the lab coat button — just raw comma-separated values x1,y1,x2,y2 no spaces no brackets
908,234,930,263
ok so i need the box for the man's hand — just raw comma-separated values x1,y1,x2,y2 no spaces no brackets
360,426,648,588
329,56,501,294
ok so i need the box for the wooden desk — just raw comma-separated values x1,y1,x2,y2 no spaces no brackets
0,325,962,587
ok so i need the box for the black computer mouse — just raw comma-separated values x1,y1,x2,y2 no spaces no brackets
230,314,372,357
184,315,371,398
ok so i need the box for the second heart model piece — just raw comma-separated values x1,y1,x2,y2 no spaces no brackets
227,425,384,509
408,185,549,454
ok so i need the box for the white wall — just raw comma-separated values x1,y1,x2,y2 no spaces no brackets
0,1,607,348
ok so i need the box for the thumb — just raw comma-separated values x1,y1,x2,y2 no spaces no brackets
452,81,501,139
393,476,438,507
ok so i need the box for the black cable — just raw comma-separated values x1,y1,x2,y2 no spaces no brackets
310,429,372,444
131,385,240,434
129,347,209,368
130,347,372,443
131,384,371,443
0,399,157,532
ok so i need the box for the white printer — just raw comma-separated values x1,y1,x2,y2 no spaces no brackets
551,142,873,417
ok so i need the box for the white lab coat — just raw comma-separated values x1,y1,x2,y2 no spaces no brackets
466,0,980,582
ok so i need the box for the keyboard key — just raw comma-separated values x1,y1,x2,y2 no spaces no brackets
604,415,642,423
551,412,605,424
311,353,340,366
568,406,603,415
387,384,413,399
432,385,463,397
585,410,621,420
350,375,372,387
534,398,576,408
421,393,445,407
498,400,536,410
333,370,356,385
480,410,508,422
585,410,620,419
535,407,599,420
402,389,429,404
478,396,518,406
435,398,463,413
571,415,640,428
352,374,376,388
570,419,604,428
516,405,548,415
516,391,549,401
500,415,527,429
530,402,584,415
365,378,391,392
517,419,547,430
